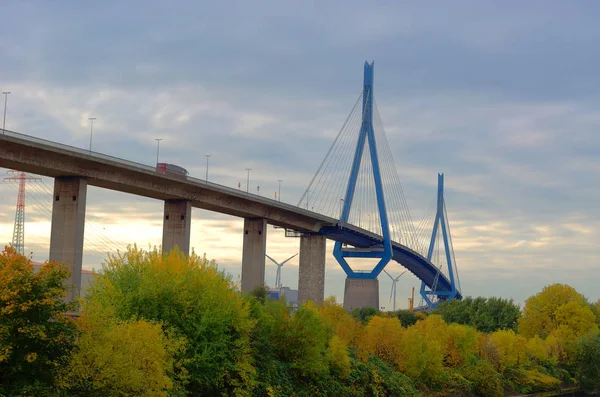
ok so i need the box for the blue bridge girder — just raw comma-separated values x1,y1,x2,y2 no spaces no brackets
320,224,462,301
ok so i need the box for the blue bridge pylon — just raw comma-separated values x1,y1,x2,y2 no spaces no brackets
334,61,392,279
420,173,461,308
299,60,462,309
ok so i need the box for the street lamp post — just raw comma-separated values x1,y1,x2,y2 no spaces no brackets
245,168,251,193
277,179,283,202
2,91,11,133
155,139,162,164
205,154,211,183
88,117,96,153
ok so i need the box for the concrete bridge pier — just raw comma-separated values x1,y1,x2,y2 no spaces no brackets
162,200,192,256
241,218,267,293
298,234,326,305
343,278,379,311
49,176,87,301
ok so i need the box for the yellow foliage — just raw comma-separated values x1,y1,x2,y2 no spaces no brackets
518,284,598,340
398,324,446,386
543,334,565,365
417,314,448,344
59,306,185,396
483,330,528,373
509,368,561,393
526,335,555,366
445,324,478,367
549,301,598,341
398,315,447,386
89,246,255,395
0,247,77,391
327,335,351,378
359,316,404,366
319,296,363,347
397,325,427,377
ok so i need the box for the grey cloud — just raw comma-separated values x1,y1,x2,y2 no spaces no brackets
2,0,600,305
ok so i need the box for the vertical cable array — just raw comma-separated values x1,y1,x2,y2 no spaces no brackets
298,90,421,244
4,177,126,255
372,99,419,249
444,201,461,293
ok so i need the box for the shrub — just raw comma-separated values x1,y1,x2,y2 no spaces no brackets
0,247,78,395
86,246,255,396
461,359,503,397
505,367,561,394
571,331,600,393
59,303,185,396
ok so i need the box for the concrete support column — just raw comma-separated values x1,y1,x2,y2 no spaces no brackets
49,177,87,301
241,218,267,293
162,200,192,256
298,234,326,305
343,278,379,311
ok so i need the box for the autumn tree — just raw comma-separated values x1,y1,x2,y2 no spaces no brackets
482,329,528,373
590,299,600,325
58,301,185,396
319,296,363,347
518,284,598,341
0,247,78,395
285,303,331,378
445,323,478,368
400,315,447,387
359,316,404,366
86,246,255,396
525,336,556,366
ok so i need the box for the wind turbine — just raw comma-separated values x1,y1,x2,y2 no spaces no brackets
266,253,298,291
384,269,407,311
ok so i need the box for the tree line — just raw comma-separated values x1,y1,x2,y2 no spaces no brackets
0,245,599,396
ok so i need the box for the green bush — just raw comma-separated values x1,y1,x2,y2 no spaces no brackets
461,359,503,397
86,246,255,396
395,310,418,327
435,296,521,332
505,367,561,394
572,332,600,393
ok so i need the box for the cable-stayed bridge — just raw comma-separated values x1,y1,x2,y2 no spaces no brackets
298,62,460,309
0,61,461,309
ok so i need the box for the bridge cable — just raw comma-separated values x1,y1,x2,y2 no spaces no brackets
27,182,123,254
37,180,125,253
298,91,362,210
308,90,364,217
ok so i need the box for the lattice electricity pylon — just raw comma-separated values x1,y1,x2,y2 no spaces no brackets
420,173,461,308
4,170,41,255
332,62,393,279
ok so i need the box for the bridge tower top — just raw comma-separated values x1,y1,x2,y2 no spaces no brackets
335,61,393,279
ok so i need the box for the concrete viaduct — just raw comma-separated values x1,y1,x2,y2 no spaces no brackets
1,130,340,303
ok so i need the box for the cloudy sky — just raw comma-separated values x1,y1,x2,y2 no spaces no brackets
1,1,599,308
